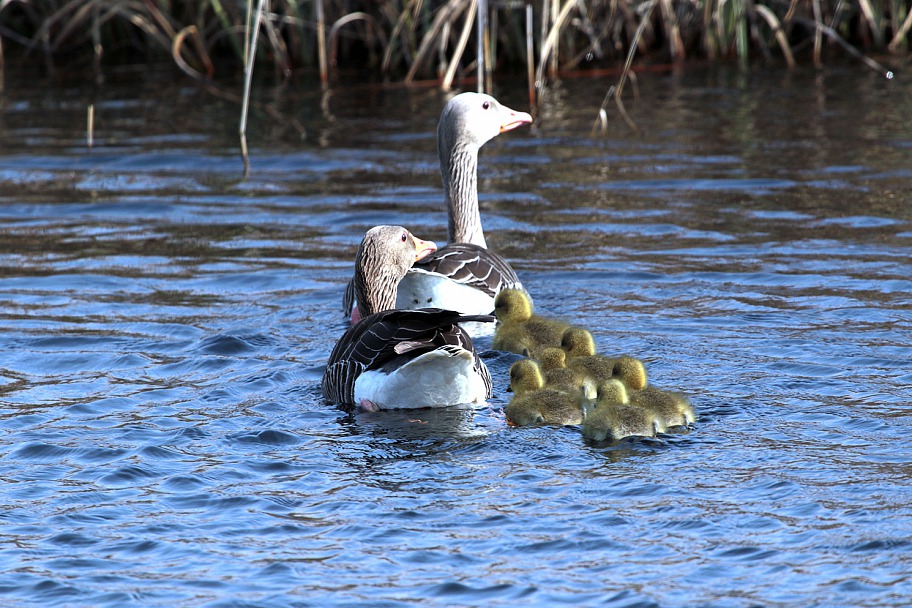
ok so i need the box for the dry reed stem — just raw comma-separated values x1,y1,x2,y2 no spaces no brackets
316,0,328,83
753,4,795,67
240,0,268,177
443,0,477,90
405,0,467,83
890,7,912,50
86,103,94,148
383,0,424,73
658,0,684,61
856,0,882,48
534,0,578,100
329,12,387,70
794,15,893,78
592,0,654,135
172,25,215,80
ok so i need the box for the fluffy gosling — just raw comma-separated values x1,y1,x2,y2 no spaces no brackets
505,387,586,426
581,380,665,442
492,289,571,358
560,327,648,391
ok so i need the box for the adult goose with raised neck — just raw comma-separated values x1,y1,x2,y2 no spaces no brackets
344,93,532,336
323,225,494,410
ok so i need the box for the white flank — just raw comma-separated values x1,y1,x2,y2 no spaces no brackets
353,348,487,409
396,270,496,337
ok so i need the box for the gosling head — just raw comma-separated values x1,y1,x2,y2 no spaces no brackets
538,347,567,371
508,359,544,396
494,288,534,324
504,399,547,426
612,356,648,391
560,327,596,358
596,379,630,408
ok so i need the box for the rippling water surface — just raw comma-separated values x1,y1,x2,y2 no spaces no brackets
1,64,911,607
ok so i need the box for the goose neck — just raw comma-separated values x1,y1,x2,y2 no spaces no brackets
441,145,487,248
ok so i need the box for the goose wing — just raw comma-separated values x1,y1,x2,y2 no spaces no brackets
410,242,523,297
322,308,494,405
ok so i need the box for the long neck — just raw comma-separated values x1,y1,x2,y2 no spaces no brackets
354,254,401,319
441,144,487,248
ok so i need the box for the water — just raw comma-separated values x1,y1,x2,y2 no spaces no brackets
1,64,911,607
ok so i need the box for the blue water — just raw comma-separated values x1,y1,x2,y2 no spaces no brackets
1,65,911,607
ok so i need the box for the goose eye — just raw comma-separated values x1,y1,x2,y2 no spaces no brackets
401,232,408,242
482,101,490,110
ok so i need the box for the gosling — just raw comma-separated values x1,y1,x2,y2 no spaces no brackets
581,380,665,442
505,387,587,427
629,386,696,428
560,327,648,391
537,347,597,399
492,289,571,358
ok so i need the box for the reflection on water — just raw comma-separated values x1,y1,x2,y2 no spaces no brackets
1,64,911,606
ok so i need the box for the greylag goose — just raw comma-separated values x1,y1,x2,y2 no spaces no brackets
323,226,494,410
344,93,532,336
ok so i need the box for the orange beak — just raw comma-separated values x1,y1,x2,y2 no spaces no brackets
412,236,438,262
499,105,533,133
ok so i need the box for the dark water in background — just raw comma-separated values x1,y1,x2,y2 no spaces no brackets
0,63,911,607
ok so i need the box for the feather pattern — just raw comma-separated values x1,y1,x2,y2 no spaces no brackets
322,309,494,406
410,242,523,297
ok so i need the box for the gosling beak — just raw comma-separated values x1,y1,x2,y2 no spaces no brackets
499,105,533,133
413,236,438,262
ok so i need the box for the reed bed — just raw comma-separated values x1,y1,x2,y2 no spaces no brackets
0,0,906,84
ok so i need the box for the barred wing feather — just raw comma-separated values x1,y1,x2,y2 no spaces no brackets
322,308,494,405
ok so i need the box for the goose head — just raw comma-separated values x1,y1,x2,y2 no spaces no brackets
354,226,437,318
438,92,533,153
437,93,532,246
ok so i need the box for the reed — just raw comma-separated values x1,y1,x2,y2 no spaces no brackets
0,0,901,82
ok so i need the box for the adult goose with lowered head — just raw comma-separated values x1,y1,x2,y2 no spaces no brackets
324,225,494,410
345,93,532,335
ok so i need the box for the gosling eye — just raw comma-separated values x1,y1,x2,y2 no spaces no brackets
482,100,490,110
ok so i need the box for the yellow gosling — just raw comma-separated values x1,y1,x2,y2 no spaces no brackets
629,386,696,428
508,359,545,397
492,289,571,358
581,380,665,442
537,347,596,399
560,327,648,391
505,388,586,427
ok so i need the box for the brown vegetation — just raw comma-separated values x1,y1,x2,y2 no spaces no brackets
0,0,905,85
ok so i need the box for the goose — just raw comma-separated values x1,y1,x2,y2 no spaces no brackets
581,380,665,442
504,387,587,427
492,289,571,357
344,93,533,335
560,327,648,391
323,226,494,410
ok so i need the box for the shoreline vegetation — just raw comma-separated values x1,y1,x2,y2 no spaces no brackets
0,0,903,83
0,0,901,169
